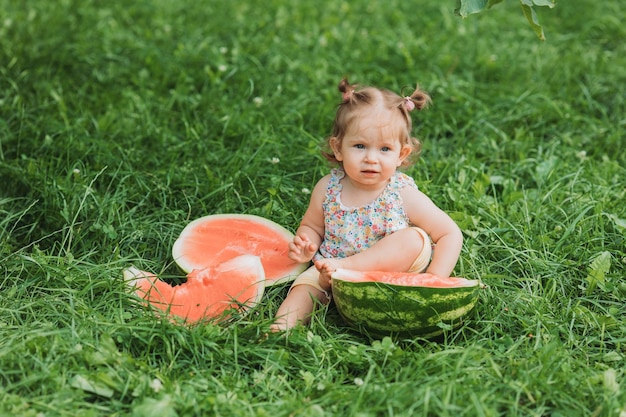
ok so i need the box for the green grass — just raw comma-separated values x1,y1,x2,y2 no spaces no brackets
1,0,625,415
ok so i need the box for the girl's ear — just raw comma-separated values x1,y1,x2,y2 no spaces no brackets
397,145,412,166
329,137,343,161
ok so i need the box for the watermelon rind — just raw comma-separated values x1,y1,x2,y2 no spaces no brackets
331,269,481,338
172,213,307,286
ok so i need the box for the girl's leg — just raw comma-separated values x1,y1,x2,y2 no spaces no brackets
270,284,329,332
316,228,426,288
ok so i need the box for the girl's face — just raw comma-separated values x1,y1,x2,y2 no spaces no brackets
330,113,411,191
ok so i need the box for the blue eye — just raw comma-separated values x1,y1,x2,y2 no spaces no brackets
381,147,390,152
354,144,365,149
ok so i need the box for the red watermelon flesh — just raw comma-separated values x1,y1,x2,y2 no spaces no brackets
172,214,307,285
124,254,265,323
331,269,479,288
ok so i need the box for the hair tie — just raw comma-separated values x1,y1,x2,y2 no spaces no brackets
404,96,416,112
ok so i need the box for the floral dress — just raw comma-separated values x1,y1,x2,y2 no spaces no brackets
314,168,417,260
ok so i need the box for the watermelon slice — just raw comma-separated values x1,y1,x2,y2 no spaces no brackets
172,214,307,285
124,255,265,323
331,269,482,338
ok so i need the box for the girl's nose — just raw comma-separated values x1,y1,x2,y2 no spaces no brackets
364,150,377,163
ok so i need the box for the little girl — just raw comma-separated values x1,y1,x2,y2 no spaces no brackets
271,78,463,332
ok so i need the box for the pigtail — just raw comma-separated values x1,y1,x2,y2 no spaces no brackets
403,85,432,112
399,85,430,166
339,78,357,102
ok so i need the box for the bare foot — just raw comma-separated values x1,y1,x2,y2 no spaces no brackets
269,323,287,333
314,258,344,291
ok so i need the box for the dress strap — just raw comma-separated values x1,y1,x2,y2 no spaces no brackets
326,168,345,194
391,172,418,191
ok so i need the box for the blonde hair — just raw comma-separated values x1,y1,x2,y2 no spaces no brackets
322,78,431,167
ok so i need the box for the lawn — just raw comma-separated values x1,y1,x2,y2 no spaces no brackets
1,0,625,416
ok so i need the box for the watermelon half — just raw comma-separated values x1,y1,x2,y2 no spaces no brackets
172,214,307,285
331,269,482,338
123,255,265,323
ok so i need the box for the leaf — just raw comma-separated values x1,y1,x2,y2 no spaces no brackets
519,0,554,40
520,4,546,41
606,213,626,232
455,0,504,17
585,251,611,294
456,0,554,40
455,0,488,17
132,395,178,417
535,156,558,182
533,0,556,7
437,322,454,331
71,374,115,398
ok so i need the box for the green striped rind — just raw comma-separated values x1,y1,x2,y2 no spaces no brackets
331,279,481,338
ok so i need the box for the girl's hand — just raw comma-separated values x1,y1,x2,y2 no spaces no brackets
288,233,318,263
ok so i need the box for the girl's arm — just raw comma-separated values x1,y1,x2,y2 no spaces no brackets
401,187,463,278
287,175,330,263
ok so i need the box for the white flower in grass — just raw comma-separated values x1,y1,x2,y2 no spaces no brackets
218,64,227,72
72,168,81,176
219,47,228,54
149,378,163,393
301,187,311,195
253,96,263,107
354,377,364,386
576,150,587,161
270,157,280,164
